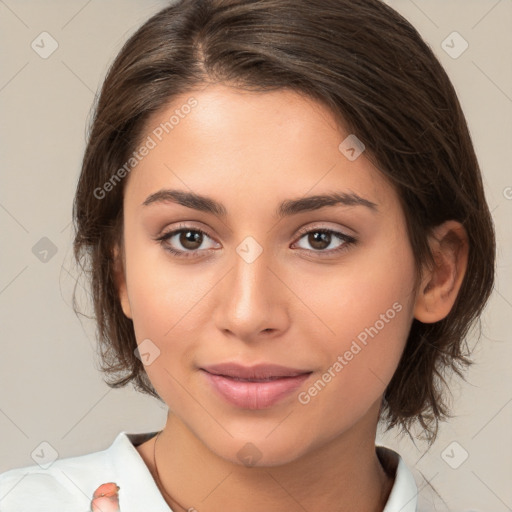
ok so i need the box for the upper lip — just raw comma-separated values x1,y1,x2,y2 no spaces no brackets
201,363,312,380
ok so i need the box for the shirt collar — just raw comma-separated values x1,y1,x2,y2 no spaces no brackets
113,432,417,511
110,431,171,511
377,445,418,511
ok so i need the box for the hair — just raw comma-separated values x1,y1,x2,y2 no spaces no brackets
72,0,495,444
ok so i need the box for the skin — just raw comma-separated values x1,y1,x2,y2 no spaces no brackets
90,483,120,512
113,83,468,511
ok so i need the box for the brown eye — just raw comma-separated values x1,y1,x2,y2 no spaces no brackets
156,225,219,259
179,230,203,250
307,231,332,250
293,227,357,256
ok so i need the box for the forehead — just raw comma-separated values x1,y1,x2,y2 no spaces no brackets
124,84,398,215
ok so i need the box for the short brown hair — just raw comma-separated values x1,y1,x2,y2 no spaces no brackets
72,0,496,443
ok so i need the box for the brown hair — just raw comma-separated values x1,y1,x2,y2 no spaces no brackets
72,0,495,443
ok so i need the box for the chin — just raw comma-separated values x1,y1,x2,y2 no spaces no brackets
206,433,312,469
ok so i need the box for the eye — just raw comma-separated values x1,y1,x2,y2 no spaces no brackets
155,224,357,260
292,226,357,256
155,224,219,259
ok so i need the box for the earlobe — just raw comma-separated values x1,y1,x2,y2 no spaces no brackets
413,220,468,324
112,243,132,319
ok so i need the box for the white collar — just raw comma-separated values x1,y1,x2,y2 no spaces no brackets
99,431,171,510
0,431,419,511
376,444,418,511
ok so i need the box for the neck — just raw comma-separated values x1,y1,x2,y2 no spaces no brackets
140,404,394,512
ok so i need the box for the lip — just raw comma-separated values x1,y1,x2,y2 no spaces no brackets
200,363,312,409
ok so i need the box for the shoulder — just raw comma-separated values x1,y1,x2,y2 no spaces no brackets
0,432,140,512
0,466,86,511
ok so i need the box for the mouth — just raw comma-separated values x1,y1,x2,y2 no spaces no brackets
212,375,295,382
200,363,313,409
201,362,312,380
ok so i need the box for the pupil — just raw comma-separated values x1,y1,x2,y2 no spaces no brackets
181,230,202,249
310,231,330,250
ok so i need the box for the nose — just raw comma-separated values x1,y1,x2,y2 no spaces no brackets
212,240,291,343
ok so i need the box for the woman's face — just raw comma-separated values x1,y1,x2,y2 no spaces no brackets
116,83,419,465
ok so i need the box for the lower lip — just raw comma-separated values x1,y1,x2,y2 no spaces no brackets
202,370,311,409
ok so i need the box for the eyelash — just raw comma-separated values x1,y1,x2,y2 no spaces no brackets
155,223,357,259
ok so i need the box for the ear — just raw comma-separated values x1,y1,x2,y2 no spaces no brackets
413,220,468,323
112,243,132,319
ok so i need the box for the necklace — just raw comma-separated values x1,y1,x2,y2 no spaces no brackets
152,430,190,512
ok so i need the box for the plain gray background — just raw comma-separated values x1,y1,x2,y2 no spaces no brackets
0,1,511,510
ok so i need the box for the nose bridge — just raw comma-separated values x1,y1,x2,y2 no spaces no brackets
214,235,287,337
231,235,274,314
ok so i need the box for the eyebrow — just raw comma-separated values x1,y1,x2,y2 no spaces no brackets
142,189,378,218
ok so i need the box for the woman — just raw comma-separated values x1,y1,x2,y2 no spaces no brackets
0,0,495,510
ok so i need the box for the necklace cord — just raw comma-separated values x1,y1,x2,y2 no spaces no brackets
153,430,190,512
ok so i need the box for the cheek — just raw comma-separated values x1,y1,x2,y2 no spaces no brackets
303,224,415,342
124,253,202,411
300,230,416,409
295,296,412,436
123,224,200,334
121,229,206,388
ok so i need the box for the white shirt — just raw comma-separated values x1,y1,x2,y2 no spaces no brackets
0,431,421,511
